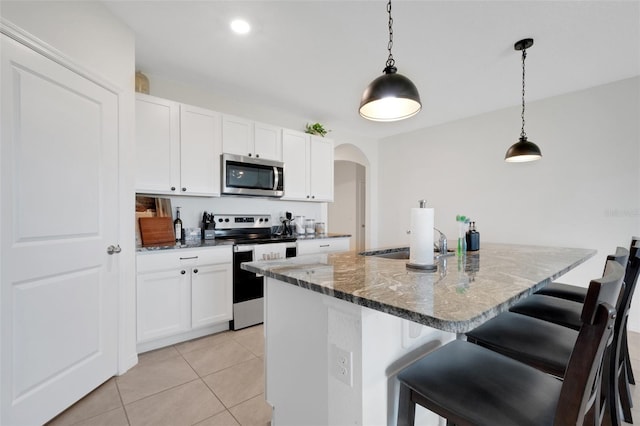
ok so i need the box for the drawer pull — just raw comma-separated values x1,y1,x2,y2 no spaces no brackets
319,244,330,247
180,256,198,260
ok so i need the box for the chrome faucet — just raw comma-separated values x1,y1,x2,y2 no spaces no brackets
405,226,448,254
434,227,447,254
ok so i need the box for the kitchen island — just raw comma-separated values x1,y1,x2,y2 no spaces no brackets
242,243,596,426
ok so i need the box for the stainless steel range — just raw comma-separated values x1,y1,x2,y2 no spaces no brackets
212,214,296,330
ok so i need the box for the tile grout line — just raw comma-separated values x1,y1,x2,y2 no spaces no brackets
113,379,132,426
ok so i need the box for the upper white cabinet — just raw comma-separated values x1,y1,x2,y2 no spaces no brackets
282,130,334,202
254,122,283,160
180,104,222,196
222,114,282,161
136,94,180,194
135,93,222,196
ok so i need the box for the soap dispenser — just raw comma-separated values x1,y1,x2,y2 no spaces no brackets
466,221,480,251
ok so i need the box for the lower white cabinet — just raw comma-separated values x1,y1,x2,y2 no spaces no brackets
136,246,232,351
297,237,351,255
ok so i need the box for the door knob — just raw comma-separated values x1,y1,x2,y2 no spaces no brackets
107,245,121,255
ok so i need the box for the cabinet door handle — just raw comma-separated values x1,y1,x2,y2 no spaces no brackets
181,187,187,192
306,195,310,199
180,270,186,275
312,195,315,199
256,154,260,158
171,186,176,191
193,269,198,274
180,256,198,260
248,153,252,157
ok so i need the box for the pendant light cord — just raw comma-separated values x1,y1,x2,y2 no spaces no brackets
385,0,396,70
520,48,527,139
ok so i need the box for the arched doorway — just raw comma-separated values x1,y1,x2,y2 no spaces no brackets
329,144,368,252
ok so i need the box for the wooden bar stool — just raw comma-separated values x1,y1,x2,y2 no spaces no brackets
536,237,640,389
396,260,624,426
466,245,640,426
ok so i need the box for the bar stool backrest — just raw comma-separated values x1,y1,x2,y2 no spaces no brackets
555,260,625,425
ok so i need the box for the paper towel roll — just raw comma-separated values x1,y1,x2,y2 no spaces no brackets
409,207,434,266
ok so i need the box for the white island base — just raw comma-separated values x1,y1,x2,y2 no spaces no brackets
264,277,454,426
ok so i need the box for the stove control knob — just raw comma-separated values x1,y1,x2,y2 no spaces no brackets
225,218,230,222
218,218,224,223
265,218,269,222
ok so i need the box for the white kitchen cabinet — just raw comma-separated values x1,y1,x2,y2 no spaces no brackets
309,135,334,201
282,129,334,202
136,247,232,351
136,267,191,342
296,237,350,255
135,93,222,196
254,121,283,160
136,94,180,194
191,263,234,328
180,104,222,196
222,114,282,161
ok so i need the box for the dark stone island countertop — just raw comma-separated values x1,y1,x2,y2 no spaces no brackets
242,243,596,333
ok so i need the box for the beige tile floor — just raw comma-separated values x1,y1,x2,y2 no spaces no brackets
47,325,270,426
624,330,640,425
46,327,640,426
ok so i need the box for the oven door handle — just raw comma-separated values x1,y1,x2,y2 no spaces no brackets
234,245,254,253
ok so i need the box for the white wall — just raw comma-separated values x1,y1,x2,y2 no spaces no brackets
1,1,138,370
329,161,358,250
377,76,640,329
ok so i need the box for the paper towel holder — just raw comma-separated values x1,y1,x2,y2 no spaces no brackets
406,199,437,271
406,262,437,271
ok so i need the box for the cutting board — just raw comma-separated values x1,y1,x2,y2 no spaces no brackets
139,217,175,245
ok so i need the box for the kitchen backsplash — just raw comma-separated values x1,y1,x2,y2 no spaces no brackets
136,193,327,234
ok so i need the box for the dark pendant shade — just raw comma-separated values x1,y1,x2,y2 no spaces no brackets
505,137,542,162
505,38,541,162
359,67,422,122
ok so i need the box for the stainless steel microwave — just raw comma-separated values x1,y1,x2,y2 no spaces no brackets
221,153,284,197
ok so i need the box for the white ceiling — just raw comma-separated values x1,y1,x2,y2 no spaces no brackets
103,0,640,139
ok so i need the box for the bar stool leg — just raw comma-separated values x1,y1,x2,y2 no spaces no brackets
619,367,633,423
397,384,416,426
624,330,636,386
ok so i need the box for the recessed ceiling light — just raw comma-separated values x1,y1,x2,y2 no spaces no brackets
230,19,251,35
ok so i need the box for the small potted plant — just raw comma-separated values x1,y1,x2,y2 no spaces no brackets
305,122,330,137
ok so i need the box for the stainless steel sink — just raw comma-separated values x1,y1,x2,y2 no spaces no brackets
375,250,410,259
362,249,455,260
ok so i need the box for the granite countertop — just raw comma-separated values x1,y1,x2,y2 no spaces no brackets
136,233,350,252
241,243,596,333
136,239,235,252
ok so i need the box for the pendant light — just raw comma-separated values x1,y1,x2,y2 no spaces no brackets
359,0,421,122
505,38,542,162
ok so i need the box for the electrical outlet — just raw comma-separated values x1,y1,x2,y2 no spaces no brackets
332,345,353,386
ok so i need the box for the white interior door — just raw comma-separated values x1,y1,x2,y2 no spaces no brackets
1,34,119,425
